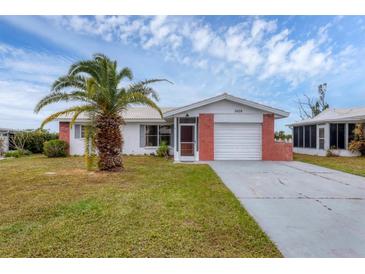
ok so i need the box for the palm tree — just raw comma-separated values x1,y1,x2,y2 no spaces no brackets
35,53,169,171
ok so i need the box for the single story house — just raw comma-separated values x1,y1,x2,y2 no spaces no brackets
57,93,292,161
288,107,365,157
0,128,17,153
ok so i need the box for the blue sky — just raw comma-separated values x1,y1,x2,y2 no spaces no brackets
0,15,365,132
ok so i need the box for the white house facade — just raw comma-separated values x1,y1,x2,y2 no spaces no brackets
288,108,365,157
57,93,292,162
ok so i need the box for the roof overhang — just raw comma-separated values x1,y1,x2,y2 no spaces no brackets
163,93,289,119
57,118,169,123
287,115,365,127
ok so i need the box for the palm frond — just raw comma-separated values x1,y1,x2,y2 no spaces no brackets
51,75,87,92
40,105,97,129
127,79,172,101
117,67,133,82
68,61,102,83
117,92,162,118
34,91,92,113
93,53,112,63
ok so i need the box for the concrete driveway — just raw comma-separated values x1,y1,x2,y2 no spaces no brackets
208,161,365,257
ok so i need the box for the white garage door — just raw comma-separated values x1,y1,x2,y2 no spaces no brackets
214,123,262,160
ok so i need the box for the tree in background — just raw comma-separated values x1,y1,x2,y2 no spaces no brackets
297,83,329,119
274,131,292,141
9,131,30,152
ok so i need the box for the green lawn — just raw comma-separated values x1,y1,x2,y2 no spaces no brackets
0,155,280,258
294,153,365,177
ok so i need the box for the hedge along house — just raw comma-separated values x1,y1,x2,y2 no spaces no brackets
57,93,292,161
288,108,365,157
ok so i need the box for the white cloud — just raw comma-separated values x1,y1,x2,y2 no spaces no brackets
251,18,277,40
52,16,355,86
0,43,75,131
190,26,213,52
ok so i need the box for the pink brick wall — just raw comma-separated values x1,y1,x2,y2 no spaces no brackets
262,114,293,161
59,122,70,153
199,113,214,161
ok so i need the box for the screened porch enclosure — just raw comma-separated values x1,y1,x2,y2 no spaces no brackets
293,122,358,151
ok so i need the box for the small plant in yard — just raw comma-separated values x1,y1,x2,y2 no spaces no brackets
43,139,69,157
349,123,365,155
326,146,339,157
156,141,169,158
5,149,32,158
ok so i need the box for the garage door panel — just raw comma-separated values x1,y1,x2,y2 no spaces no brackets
214,123,262,160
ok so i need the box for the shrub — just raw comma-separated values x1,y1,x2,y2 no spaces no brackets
23,130,58,153
43,140,69,157
156,141,169,158
4,149,32,158
9,130,58,154
349,123,365,155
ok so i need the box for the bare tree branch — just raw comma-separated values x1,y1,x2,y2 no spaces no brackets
297,83,329,120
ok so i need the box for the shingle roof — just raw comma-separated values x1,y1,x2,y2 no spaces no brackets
288,107,365,126
57,107,176,122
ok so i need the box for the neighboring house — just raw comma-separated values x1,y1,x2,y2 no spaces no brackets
57,93,292,161
0,128,17,153
288,108,365,157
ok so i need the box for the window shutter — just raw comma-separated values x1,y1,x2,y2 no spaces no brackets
140,125,145,147
170,124,174,147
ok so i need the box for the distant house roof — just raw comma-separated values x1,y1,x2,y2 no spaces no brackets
0,128,18,133
288,107,365,126
57,107,176,123
163,93,289,119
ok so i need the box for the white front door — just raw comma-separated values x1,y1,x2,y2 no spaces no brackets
179,124,196,161
214,123,262,160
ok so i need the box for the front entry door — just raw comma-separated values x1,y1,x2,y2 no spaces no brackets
180,125,195,161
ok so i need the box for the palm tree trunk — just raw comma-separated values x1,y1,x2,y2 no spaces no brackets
95,114,123,171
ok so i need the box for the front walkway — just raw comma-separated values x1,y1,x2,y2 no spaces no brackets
208,160,365,257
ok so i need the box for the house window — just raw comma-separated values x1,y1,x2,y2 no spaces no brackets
302,125,317,149
159,125,172,146
293,127,299,147
299,126,304,147
330,123,345,149
74,125,85,139
304,126,310,148
145,125,158,146
144,125,172,147
348,123,356,144
179,117,196,124
310,125,317,148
